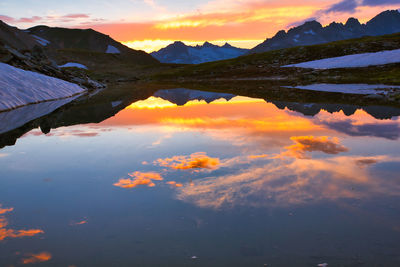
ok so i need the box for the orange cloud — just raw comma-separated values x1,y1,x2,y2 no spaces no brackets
76,1,398,52
167,181,183,188
0,207,13,215
22,252,52,264
0,206,44,241
70,220,88,226
155,152,220,170
114,171,163,189
283,136,349,159
177,155,400,209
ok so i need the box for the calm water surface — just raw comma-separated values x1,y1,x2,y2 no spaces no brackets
1,87,400,266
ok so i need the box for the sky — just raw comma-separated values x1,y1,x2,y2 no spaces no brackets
0,0,399,52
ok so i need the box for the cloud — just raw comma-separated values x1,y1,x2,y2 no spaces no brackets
0,15,43,24
70,219,88,226
355,157,381,166
167,181,183,187
0,205,44,241
319,119,400,140
362,0,400,6
114,171,163,189
155,152,220,170
177,155,400,209
62,14,90,19
0,206,13,214
322,0,399,15
0,153,9,158
325,0,359,14
22,252,52,264
283,136,349,159
0,13,92,26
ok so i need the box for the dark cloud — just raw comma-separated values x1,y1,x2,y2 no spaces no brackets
322,120,400,140
322,0,399,15
362,0,400,6
325,0,359,14
284,136,349,159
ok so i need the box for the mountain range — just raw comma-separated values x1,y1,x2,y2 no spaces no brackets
250,10,400,54
153,88,235,105
151,10,400,63
151,41,248,64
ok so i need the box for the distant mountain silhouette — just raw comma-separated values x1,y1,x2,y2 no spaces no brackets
151,41,248,64
250,10,400,54
153,88,235,105
27,25,158,64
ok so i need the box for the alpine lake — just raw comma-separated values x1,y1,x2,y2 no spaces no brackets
1,82,400,266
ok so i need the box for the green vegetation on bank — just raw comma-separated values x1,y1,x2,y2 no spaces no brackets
152,33,400,84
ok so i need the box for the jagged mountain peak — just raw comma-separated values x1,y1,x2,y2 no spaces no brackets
345,17,361,28
222,42,234,48
249,9,400,54
151,41,249,64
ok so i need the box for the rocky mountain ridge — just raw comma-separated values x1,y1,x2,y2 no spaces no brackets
151,41,248,64
250,10,400,54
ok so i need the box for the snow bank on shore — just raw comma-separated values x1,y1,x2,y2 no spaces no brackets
283,49,400,69
285,84,400,94
0,63,86,111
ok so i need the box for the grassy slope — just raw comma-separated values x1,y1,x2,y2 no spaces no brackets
49,48,173,82
153,33,400,84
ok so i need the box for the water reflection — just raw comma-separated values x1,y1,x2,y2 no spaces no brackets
1,87,400,265
0,205,44,241
21,252,52,264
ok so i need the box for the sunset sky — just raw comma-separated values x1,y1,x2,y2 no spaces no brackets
1,0,399,52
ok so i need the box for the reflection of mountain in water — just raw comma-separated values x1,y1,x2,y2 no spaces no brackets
2,87,400,149
154,88,235,106
0,86,155,149
270,100,400,120
0,96,80,134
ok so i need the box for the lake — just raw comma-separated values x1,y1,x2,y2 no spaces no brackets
1,85,400,266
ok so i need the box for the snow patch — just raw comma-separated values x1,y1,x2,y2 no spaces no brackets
31,34,50,46
304,30,316,35
0,63,86,111
285,84,400,95
283,49,400,69
111,101,123,108
106,45,120,54
59,62,88,69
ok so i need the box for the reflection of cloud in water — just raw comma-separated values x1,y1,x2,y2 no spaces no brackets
114,172,163,189
22,252,52,264
283,136,349,159
0,205,44,241
312,110,400,140
177,155,398,209
167,181,183,187
24,128,99,138
321,120,400,140
155,152,220,171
